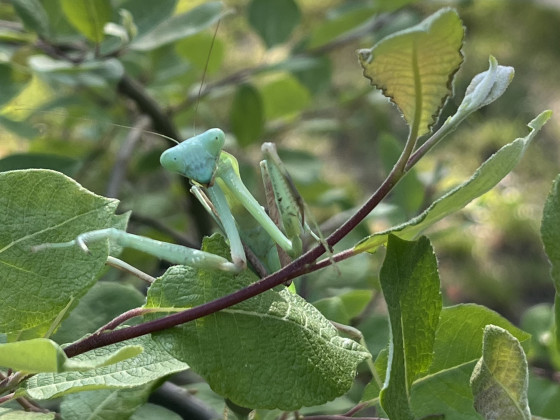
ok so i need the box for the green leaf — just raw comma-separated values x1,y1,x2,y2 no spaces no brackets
12,0,50,38
541,173,560,347
411,362,482,420
24,334,188,400
145,234,370,410
29,56,124,89
307,4,376,49
430,304,531,374
230,84,265,147
0,408,55,419
60,0,112,43
528,373,560,419
0,339,65,373
130,2,225,51
60,386,156,420
117,0,177,38
248,0,301,48
175,32,225,74
0,338,141,373
0,170,128,333
0,62,30,107
379,235,442,420
470,325,531,420
357,8,464,136
355,111,552,254
53,282,146,345
313,289,373,325
260,73,311,120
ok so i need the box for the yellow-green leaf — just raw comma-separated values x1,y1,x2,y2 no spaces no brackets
0,338,142,373
60,0,112,43
357,8,464,137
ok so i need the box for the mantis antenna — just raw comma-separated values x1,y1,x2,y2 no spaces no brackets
193,19,222,134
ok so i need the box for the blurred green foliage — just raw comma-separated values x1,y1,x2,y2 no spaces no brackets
1,0,559,417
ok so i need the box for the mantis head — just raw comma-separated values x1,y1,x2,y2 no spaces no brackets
160,128,226,185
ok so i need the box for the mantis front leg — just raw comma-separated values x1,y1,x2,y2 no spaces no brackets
32,228,241,273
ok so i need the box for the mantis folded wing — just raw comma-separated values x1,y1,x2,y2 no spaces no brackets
33,128,317,275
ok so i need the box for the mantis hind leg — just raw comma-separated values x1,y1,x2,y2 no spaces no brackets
32,228,241,273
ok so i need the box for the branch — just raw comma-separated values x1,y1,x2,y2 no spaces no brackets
106,115,152,198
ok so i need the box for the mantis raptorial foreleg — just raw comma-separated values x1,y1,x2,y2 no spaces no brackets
32,228,240,272
33,128,317,275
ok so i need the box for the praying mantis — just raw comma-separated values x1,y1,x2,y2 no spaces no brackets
33,127,322,276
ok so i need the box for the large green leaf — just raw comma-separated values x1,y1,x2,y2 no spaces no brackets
60,385,156,420
248,0,301,48
0,338,142,373
0,170,127,333
145,234,370,410
12,0,50,38
357,8,464,136
379,235,442,420
470,325,531,420
411,362,482,420
23,334,188,400
60,0,112,43
355,111,552,254
130,2,225,51
430,304,531,374
541,174,560,347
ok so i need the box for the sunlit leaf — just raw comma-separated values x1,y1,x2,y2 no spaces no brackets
0,338,142,373
357,8,464,136
470,325,531,420
355,111,552,254
60,0,112,43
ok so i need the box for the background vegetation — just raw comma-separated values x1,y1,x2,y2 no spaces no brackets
0,0,559,418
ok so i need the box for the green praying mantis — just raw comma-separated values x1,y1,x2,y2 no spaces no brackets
33,127,323,276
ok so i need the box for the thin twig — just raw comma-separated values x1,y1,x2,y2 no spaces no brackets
106,256,156,283
106,115,152,198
